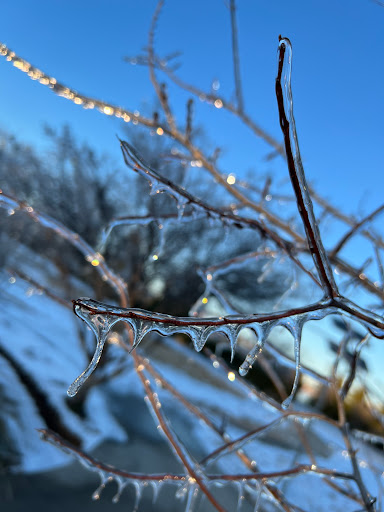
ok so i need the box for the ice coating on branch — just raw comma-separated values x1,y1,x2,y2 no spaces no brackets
39,428,186,503
68,298,335,405
277,37,338,297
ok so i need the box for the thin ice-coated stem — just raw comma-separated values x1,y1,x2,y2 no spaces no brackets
6,268,70,308
72,295,384,334
148,0,177,133
38,428,186,481
229,0,244,113
133,355,227,512
275,37,338,300
374,246,384,289
331,203,384,257
0,191,129,306
335,390,377,512
340,334,369,400
120,139,320,286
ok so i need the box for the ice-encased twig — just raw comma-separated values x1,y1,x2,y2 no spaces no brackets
0,191,128,304
276,37,338,300
67,297,336,404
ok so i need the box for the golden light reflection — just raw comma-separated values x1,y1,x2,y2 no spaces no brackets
206,273,212,281
103,106,114,115
202,297,208,304
91,259,100,266
152,254,159,261
214,99,223,109
156,127,164,135
227,174,236,185
227,372,236,382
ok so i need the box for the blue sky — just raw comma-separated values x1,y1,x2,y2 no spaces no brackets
1,1,384,393
0,0,383,211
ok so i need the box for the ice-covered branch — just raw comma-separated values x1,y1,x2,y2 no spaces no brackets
276,37,338,300
0,190,129,305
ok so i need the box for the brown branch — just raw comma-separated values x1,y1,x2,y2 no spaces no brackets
340,334,369,400
331,203,384,257
0,191,129,306
132,355,227,512
374,246,384,289
3,40,384,301
119,139,320,286
38,428,186,481
185,98,193,141
38,428,356,484
275,37,338,300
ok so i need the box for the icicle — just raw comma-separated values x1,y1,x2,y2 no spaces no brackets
97,225,113,253
256,259,275,284
220,324,242,362
248,480,262,512
239,322,271,376
175,481,200,512
176,196,188,220
175,481,189,500
67,301,119,397
92,473,111,500
280,316,304,409
153,222,166,259
126,319,155,352
112,477,127,504
190,325,215,352
131,481,142,512
184,484,200,512
235,480,246,512
150,480,163,504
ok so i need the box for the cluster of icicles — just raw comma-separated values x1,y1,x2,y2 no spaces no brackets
67,298,334,410
40,428,266,510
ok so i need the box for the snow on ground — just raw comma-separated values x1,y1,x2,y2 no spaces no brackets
0,268,127,473
1,258,384,510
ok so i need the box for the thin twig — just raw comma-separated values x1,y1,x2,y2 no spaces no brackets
275,37,338,300
148,0,177,133
331,204,384,257
229,0,244,112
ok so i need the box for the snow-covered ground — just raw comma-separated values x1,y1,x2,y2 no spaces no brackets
1,258,384,511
